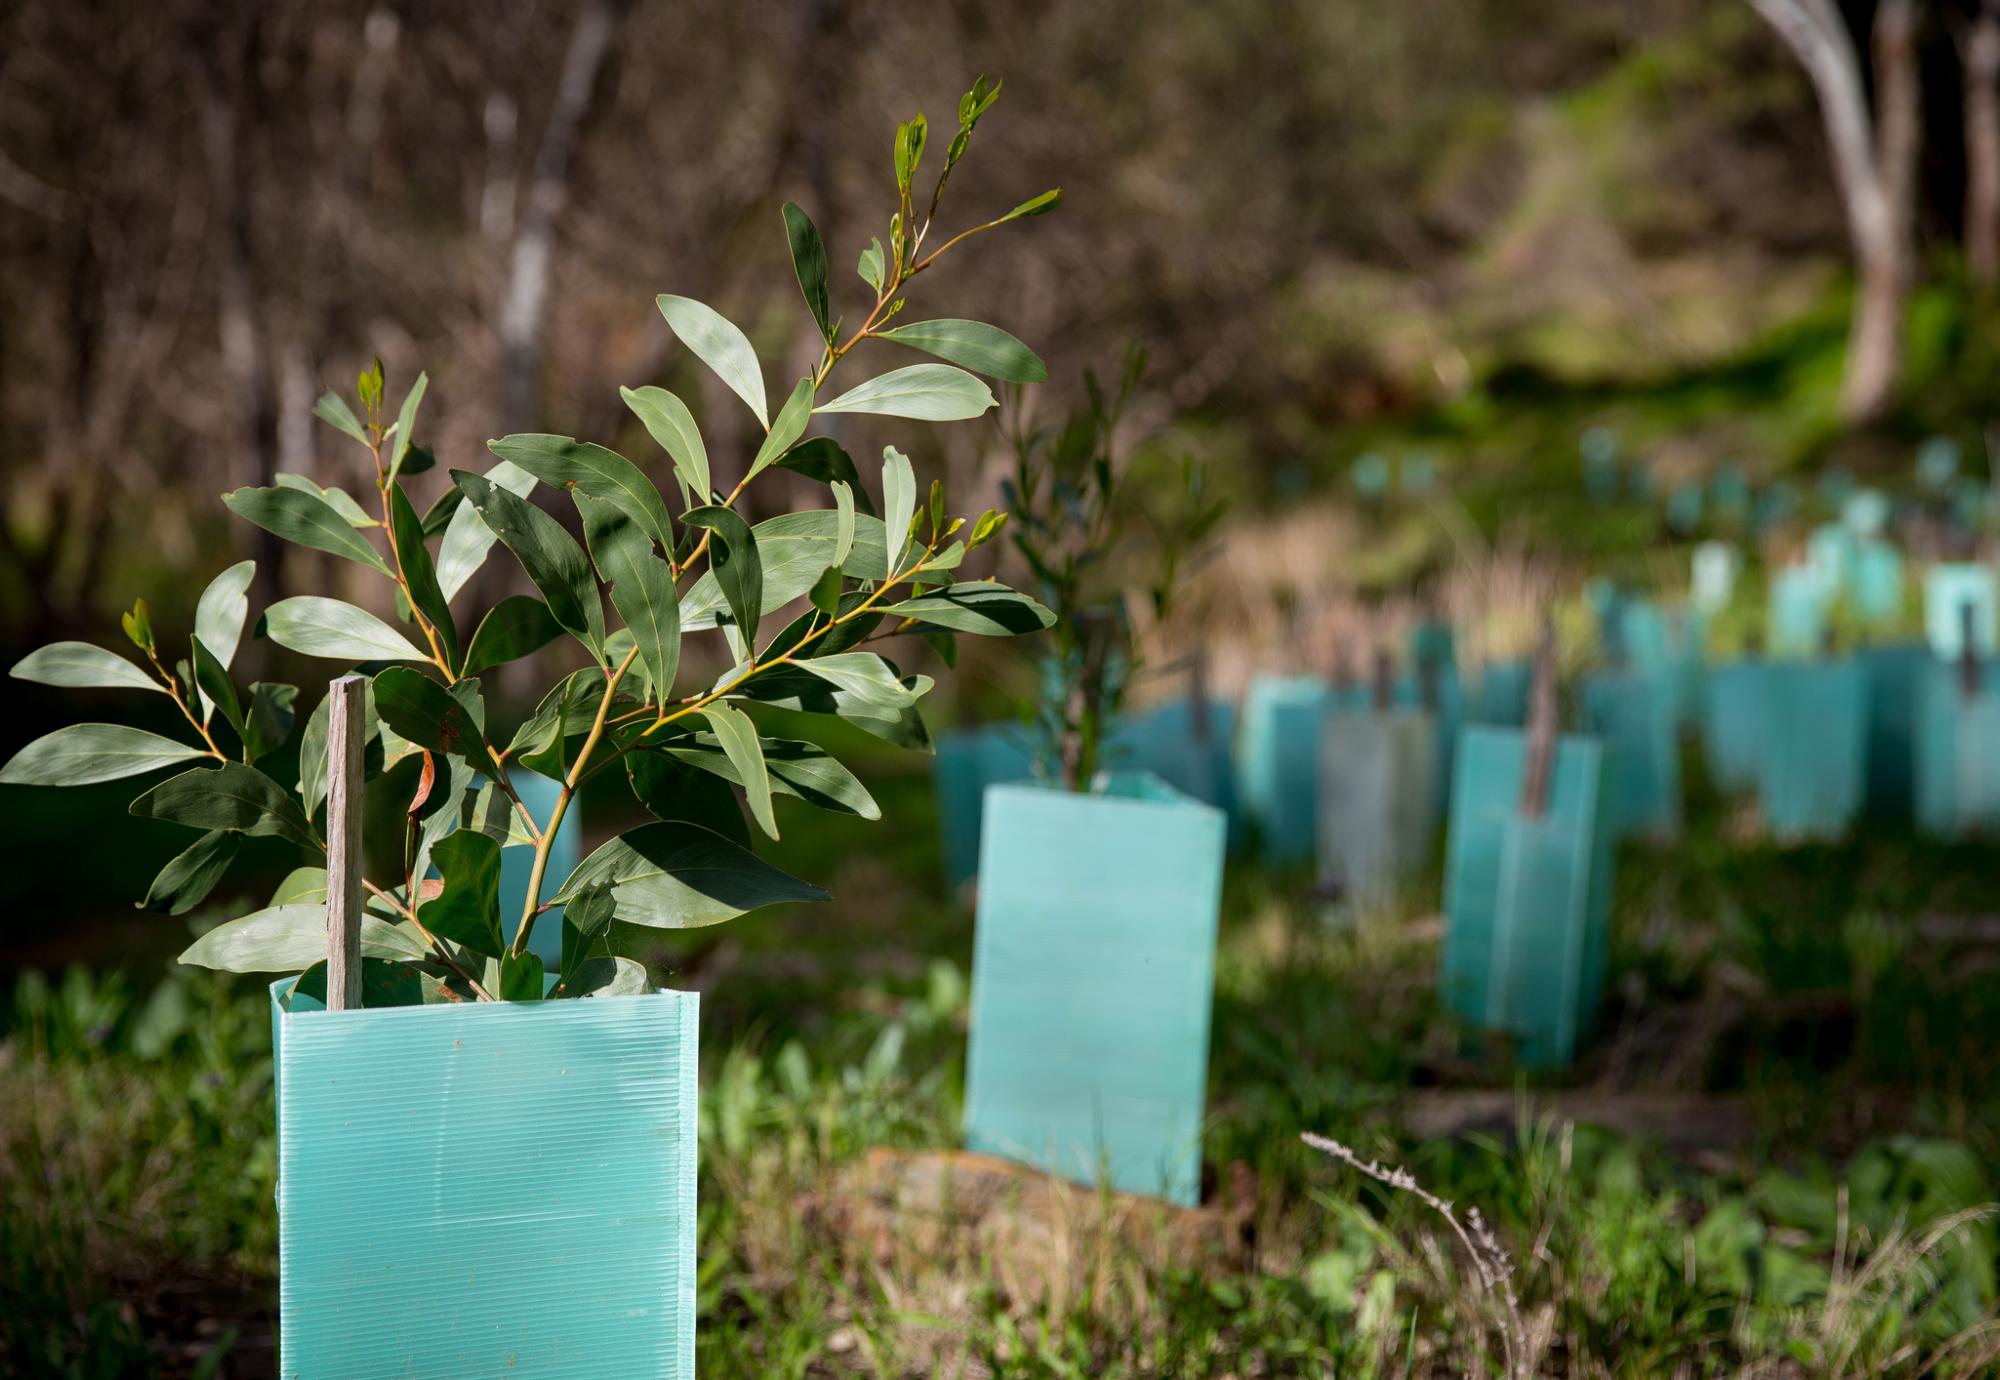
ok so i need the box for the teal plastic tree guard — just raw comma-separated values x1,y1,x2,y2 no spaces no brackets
1236,674,1336,862
1808,523,1856,594
1769,566,1832,658
1862,644,1927,818
269,982,699,1377
934,724,1035,889
1915,660,2000,836
1692,541,1739,614
1924,565,1998,661
1582,670,1680,840
1851,541,1905,629
1395,663,1464,818
1702,660,1764,795
1757,660,1868,841
505,773,581,967
1317,709,1438,906
963,773,1225,1206
1105,697,1238,817
1440,728,1612,1068
1470,661,1531,727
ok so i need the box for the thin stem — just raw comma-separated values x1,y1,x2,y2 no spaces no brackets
508,643,641,955
363,879,496,1001
144,649,226,759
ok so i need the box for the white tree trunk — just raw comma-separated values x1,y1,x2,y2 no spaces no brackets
500,0,621,433
1965,1,2000,284
1748,0,1919,424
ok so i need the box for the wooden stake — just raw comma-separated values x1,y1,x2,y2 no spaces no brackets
1189,649,1211,745
1519,618,1559,819
325,674,367,1012
1962,599,1980,701
1372,648,1393,714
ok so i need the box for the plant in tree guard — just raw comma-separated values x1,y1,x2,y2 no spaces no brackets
3,82,1059,1003
1001,347,1222,789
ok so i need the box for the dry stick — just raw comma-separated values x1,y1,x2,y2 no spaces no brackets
1518,618,1559,819
1300,1131,1527,1380
324,674,367,1013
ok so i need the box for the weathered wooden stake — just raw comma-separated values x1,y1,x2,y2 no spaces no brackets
1371,647,1394,714
1519,618,1559,819
325,674,367,1012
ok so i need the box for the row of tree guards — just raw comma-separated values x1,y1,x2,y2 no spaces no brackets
937,553,2000,1202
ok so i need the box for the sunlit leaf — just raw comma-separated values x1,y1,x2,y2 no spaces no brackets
224,486,394,576
0,724,206,787
817,364,995,421
875,319,1046,382
264,596,427,663
656,294,768,427
10,642,157,693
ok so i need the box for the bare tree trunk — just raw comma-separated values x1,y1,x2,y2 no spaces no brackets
499,0,622,433
1748,0,1920,424
1965,0,2000,284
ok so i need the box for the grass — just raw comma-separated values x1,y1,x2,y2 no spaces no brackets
5,728,2000,1377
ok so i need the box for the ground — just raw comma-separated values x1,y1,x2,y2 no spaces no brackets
4,728,1998,1379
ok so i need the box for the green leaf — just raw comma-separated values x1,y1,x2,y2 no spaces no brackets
275,473,375,527
419,486,465,538
663,734,879,820
140,830,241,915
682,507,763,645
739,665,934,750
678,510,890,629
576,492,680,698
500,950,545,1001
817,364,995,422
121,598,155,656
451,470,606,660
436,460,537,601
792,651,921,705
875,319,1046,383
189,636,245,740
223,486,394,576
130,762,318,849
749,376,815,482
894,114,928,192
808,565,842,616
553,821,827,927
244,682,299,763
271,865,329,905
620,385,710,505
372,667,492,770
857,237,886,293
881,582,1056,636
971,508,1007,546
699,702,778,839
655,295,768,427
508,666,607,780
778,438,876,513
177,904,422,973
312,390,370,446
389,371,428,479
485,434,676,555
10,642,157,692
882,446,916,572
461,596,564,678
264,596,428,663
418,829,503,958
830,481,857,569
998,188,1062,222
627,750,750,845
194,561,257,670
556,953,648,999
782,202,832,339
388,482,459,670
0,724,207,786
299,682,382,822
